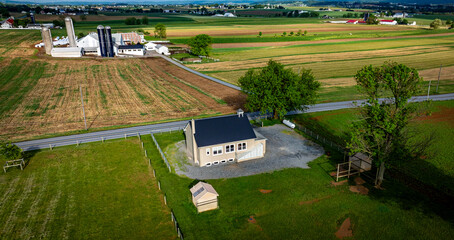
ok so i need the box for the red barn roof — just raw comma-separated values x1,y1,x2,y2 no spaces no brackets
346,20,358,23
5,18,14,25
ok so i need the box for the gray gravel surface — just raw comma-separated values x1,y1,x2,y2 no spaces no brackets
167,124,324,179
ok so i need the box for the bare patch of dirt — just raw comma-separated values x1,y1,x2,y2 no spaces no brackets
259,189,272,194
354,177,366,185
349,185,369,195
335,217,353,239
247,215,263,231
331,180,348,186
415,106,454,127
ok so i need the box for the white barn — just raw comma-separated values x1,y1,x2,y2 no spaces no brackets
117,44,144,56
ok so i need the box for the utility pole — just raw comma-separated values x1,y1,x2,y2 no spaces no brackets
436,64,442,93
427,79,432,101
79,86,87,130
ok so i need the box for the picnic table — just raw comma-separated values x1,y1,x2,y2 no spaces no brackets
3,159,25,173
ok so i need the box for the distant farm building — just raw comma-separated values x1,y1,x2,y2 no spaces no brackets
51,47,82,58
346,20,358,24
190,182,219,213
118,44,145,56
380,20,398,25
1,17,14,29
184,110,267,167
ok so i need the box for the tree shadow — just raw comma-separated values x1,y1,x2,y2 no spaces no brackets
22,149,40,169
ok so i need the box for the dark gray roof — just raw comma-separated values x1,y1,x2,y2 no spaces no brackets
118,44,143,50
192,115,256,147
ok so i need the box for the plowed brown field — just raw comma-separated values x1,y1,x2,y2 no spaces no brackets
0,57,244,140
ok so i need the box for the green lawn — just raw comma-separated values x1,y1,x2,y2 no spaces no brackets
0,139,176,239
142,131,454,240
290,100,454,194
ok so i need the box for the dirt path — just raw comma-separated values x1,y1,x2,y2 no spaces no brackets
210,32,454,49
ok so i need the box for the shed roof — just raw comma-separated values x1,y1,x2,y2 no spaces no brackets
190,182,218,202
191,115,256,147
118,44,143,50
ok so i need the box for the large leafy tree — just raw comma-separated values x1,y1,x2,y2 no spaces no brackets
239,60,320,119
0,140,22,160
430,19,442,29
188,34,213,56
154,23,166,38
347,61,422,187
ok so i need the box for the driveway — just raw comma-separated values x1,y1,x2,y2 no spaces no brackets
164,124,324,179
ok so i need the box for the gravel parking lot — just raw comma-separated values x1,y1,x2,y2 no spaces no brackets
165,124,324,179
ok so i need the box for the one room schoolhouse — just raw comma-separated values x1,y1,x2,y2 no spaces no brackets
184,110,267,167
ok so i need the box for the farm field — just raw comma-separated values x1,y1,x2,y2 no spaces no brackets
188,34,454,102
0,30,245,141
290,100,454,194
138,131,454,240
0,139,176,239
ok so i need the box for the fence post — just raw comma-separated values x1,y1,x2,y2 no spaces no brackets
348,160,352,179
76,140,79,146
49,144,52,150
336,164,339,182
158,181,161,190
164,194,167,205
141,142,144,149
144,150,147,157
137,133,140,140
124,134,127,139
153,169,156,177
101,137,104,143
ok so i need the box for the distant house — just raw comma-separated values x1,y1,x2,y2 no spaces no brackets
190,182,219,213
1,17,14,29
118,44,144,56
392,12,408,18
346,20,358,24
380,20,397,25
184,110,267,167
26,24,42,29
224,13,236,17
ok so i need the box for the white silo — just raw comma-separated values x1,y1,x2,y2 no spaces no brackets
65,17,77,47
41,27,53,55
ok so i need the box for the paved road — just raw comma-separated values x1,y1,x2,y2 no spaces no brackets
160,55,242,91
15,93,454,151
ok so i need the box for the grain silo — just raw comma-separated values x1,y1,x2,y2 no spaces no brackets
65,17,77,47
41,27,53,55
105,26,114,57
97,25,107,57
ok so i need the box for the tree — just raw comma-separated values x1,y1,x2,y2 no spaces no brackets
289,31,294,36
238,60,320,119
296,30,302,36
0,140,22,160
258,31,262,37
282,31,287,37
451,23,454,29
430,19,442,29
347,61,422,187
142,16,149,25
366,14,379,25
446,20,452,25
304,30,308,35
154,23,166,39
79,14,87,21
125,17,138,25
188,34,212,56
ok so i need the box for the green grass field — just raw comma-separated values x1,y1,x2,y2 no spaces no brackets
139,130,454,240
0,139,176,239
290,100,454,193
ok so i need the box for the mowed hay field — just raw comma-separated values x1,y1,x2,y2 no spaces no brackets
192,34,454,101
0,139,176,239
0,30,245,140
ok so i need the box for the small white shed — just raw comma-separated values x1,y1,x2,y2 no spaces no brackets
190,182,219,213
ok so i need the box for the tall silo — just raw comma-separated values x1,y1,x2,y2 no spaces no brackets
30,13,36,24
105,26,114,57
65,17,77,47
41,27,53,55
97,25,107,57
